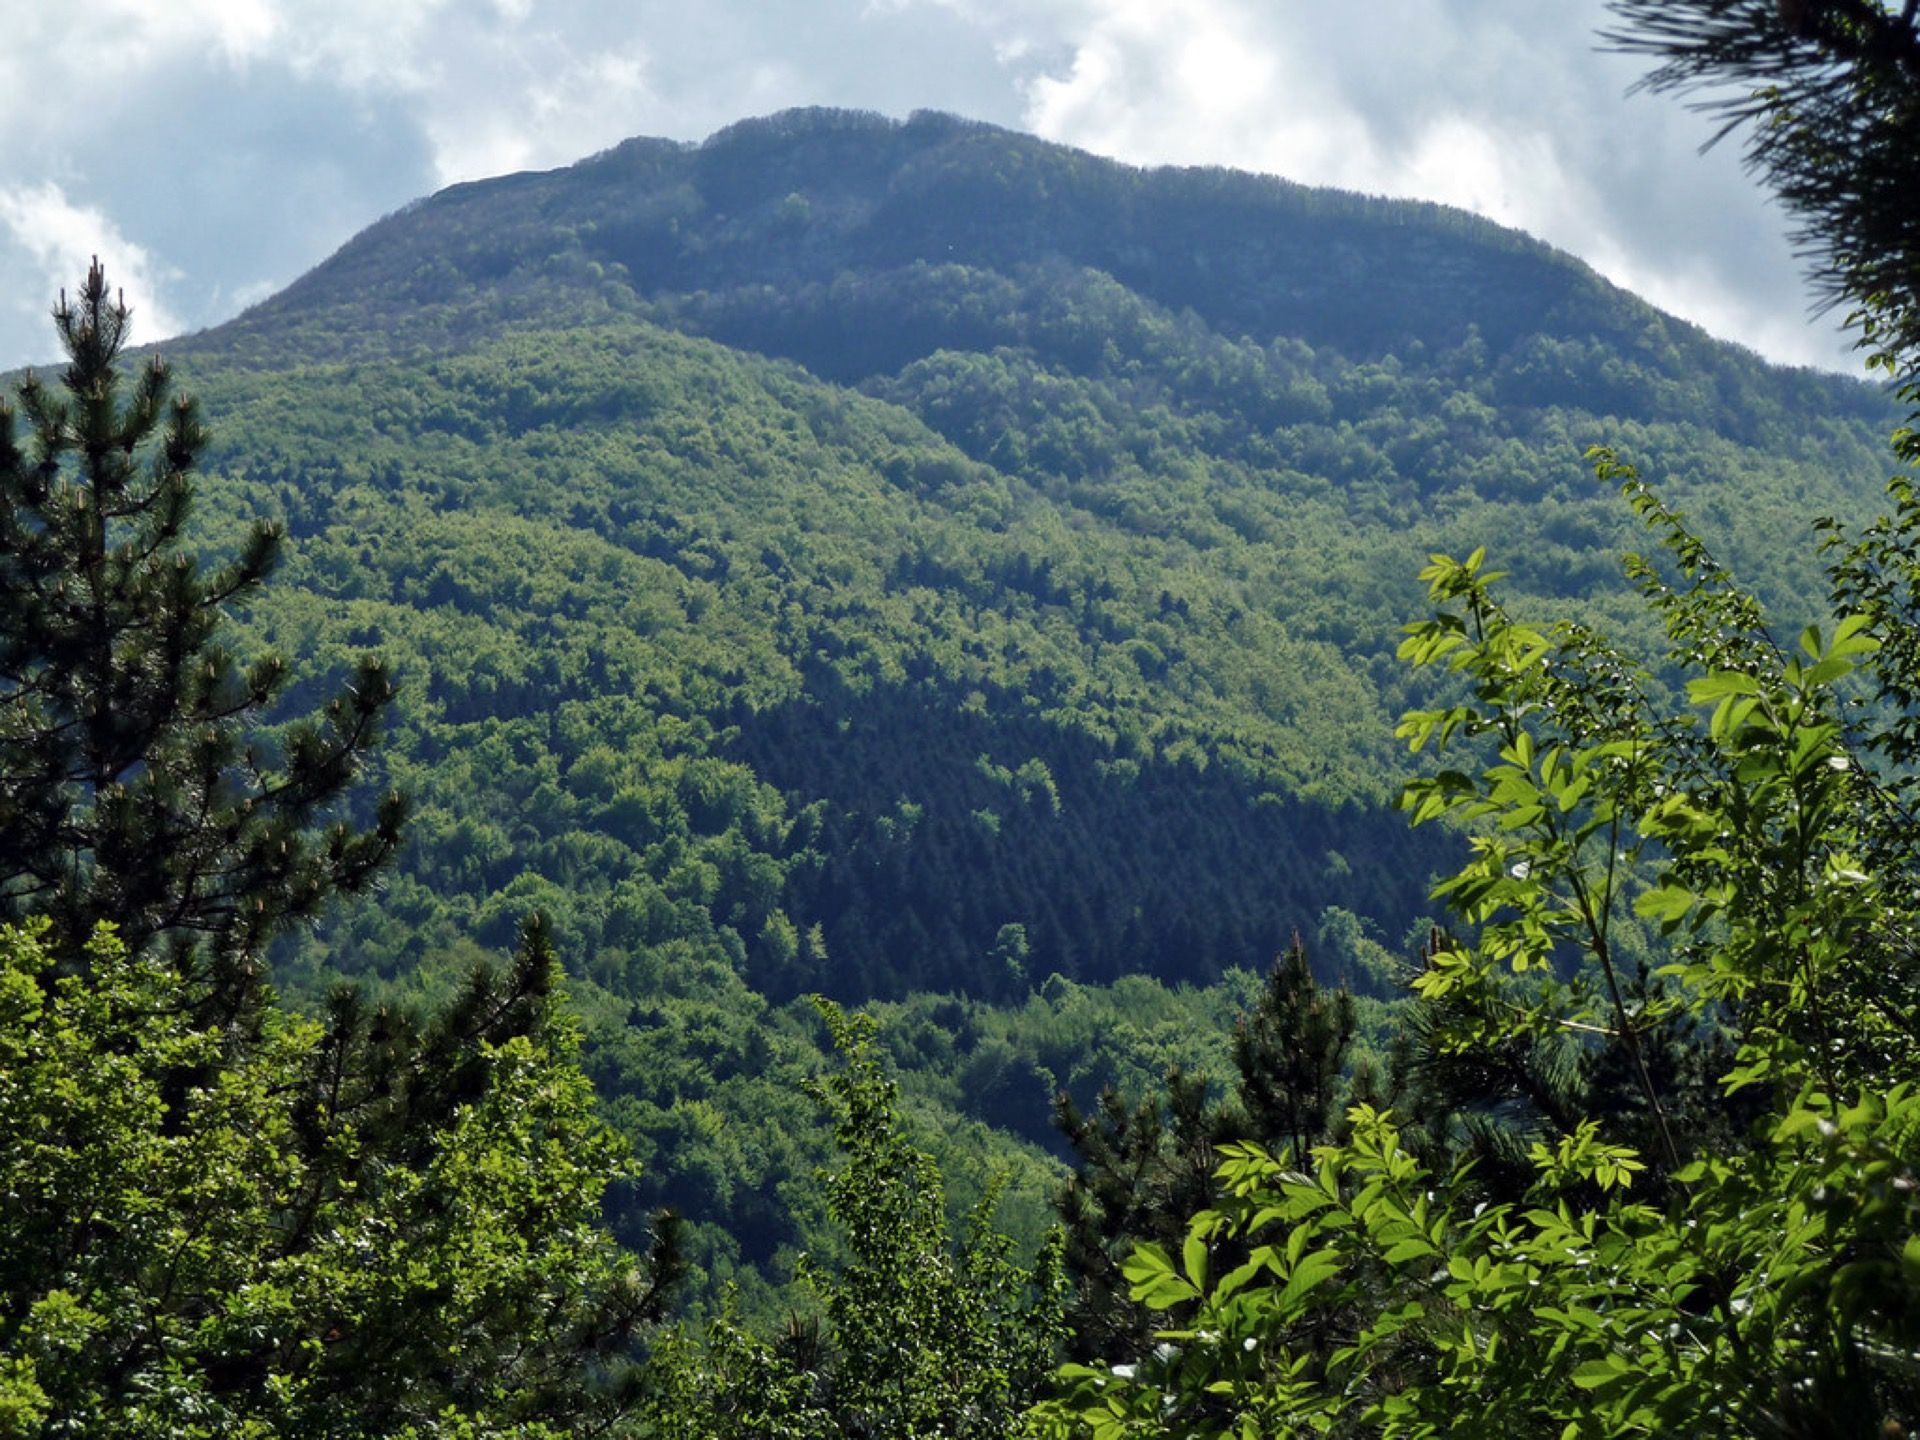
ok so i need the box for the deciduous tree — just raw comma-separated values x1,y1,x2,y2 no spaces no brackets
0,269,678,1435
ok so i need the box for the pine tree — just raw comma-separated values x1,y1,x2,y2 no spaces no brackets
1053,1064,1237,1364
1051,941,1372,1365
1605,0,1920,384
1231,939,1358,1163
0,260,405,983
0,267,682,1433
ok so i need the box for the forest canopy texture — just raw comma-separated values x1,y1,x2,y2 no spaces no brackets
1035,1,1920,1434
6,0,1920,1433
134,97,1906,1298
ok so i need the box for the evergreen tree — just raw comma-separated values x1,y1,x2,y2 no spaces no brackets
1606,0,1920,384
1231,941,1359,1163
0,260,404,981
1053,1064,1236,1365
1051,942,1379,1366
0,268,681,1433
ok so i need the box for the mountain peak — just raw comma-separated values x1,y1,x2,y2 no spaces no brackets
209,109,1874,436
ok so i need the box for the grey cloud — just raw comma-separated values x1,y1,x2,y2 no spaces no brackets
991,0,1853,368
91,64,437,317
0,0,1860,371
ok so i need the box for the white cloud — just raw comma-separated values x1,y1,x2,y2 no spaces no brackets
1580,236,1848,372
271,0,452,92
121,0,280,67
0,182,185,353
0,0,444,106
1008,0,1855,370
12,0,280,81
422,33,656,185
0,0,1865,372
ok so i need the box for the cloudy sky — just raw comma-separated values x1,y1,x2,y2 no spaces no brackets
0,0,1856,374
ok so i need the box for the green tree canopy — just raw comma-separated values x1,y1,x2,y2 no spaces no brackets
0,918,665,1438
0,260,404,982
0,269,678,1436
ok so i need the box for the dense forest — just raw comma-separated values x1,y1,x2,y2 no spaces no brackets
125,106,1898,1298
9,0,1920,1425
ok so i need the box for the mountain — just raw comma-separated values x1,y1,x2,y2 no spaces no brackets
142,107,1899,1295
233,107,1863,423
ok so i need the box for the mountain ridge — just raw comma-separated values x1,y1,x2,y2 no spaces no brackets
74,107,1905,1298
215,108,1880,424
157,105,1900,1008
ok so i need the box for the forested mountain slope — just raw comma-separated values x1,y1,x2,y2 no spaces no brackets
138,107,1898,1295
240,107,1875,441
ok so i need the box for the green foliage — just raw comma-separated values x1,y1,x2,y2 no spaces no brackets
1051,943,1393,1370
1038,1089,1920,1438
0,261,403,968
1607,0,1920,382
1037,453,1920,1436
0,920,652,1438
637,1001,1068,1438
106,110,1901,1310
